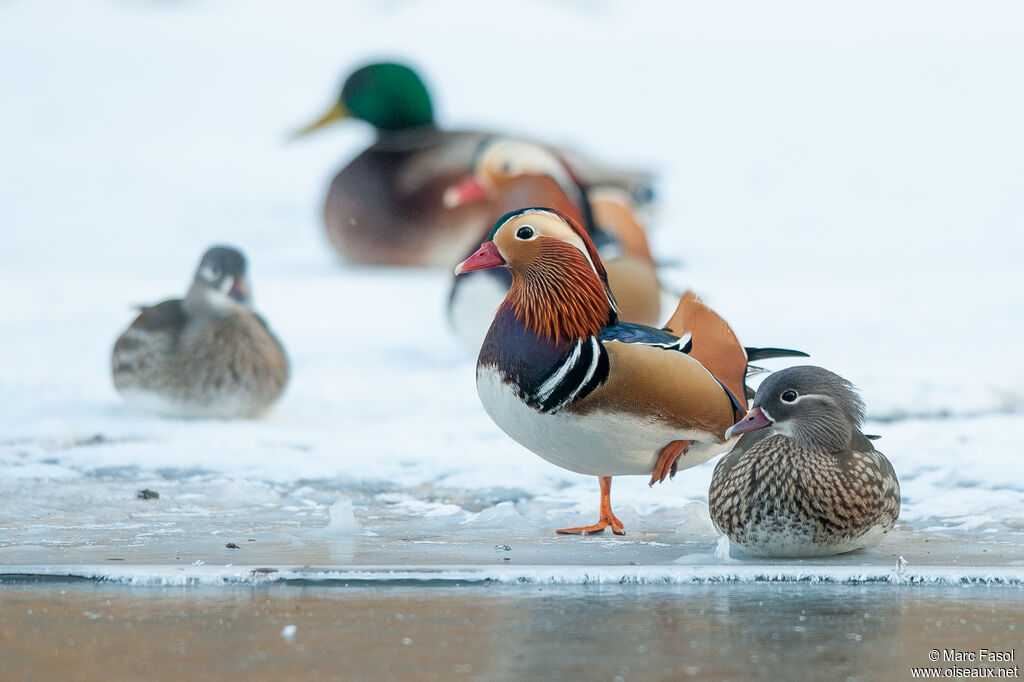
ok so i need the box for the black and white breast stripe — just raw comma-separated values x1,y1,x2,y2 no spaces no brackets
523,336,609,414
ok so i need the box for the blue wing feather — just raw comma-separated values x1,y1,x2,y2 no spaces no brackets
599,322,691,351
601,322,741,412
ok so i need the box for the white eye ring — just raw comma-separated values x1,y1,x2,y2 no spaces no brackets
781,389,798,403
515,225,536,240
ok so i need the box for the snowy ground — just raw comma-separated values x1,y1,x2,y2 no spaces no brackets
2,1,1023,585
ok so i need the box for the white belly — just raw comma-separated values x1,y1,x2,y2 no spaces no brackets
477,366,730,476
729,521,892,558
118,388,261,419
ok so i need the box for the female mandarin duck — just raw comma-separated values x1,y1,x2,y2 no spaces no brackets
456,208,805,535
111,246,289,418
445,137,663,351
709,366,900,557
294,62,653,268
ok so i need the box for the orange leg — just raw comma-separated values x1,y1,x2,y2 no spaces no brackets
556,476,625,536
649,440,692,486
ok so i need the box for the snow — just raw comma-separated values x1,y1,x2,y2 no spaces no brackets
1,0,1023,584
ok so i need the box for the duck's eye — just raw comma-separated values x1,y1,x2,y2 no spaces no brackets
515,226,535,240
199,264,221,281
781,389,798,403
499,160,514,175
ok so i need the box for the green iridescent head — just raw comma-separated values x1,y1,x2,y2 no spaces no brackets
294,62,435,136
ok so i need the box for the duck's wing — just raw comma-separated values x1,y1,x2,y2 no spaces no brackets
664,291,810,411
588,187,655,263
123,299,186,335
600,321,688,348
575,337,737,439
112,299,186,380
558,148,655,207
844,429,902,525
661,291,748,415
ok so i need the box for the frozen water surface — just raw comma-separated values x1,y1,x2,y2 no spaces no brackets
2,0,1024,595
2,582,1021,680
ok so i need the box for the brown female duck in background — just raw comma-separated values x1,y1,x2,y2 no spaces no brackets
111,246,289,418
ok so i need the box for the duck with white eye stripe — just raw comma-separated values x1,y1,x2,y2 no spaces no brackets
444,137,663,352
111,246,289,418
456,208,806,535
709,366,901,557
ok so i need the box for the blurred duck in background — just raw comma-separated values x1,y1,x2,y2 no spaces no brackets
111,246,289,418
293,61,653,268
445,137,663,351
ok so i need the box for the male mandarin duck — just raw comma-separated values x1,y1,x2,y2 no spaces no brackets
293,62,653,268
111,246,289,418
709,366,901,557
445,137,663,351
455,208,805,535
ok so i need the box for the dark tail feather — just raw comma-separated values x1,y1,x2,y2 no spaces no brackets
744,347,809,361
745,364,770,377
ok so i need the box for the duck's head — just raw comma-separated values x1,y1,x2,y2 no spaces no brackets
294,62,434,137
444,137,581,208
455,208,616,341
189,245,251,309
725,365,866,452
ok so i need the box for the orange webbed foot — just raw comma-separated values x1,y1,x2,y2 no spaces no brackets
556,476,626,536
555,515,625,536
650,440,692,486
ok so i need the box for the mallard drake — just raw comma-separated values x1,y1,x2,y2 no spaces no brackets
456,208,804,535
445,137,663,351
294,62,653,268
111,246,289,418
709,366,901,557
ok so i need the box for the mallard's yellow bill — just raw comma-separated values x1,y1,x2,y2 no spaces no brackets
291,101,349,139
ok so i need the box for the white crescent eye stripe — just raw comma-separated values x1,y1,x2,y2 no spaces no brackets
785,393,837,407
503,210,602,280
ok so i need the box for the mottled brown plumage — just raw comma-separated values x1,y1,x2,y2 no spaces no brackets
709,366,900,557
112,247,288,418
